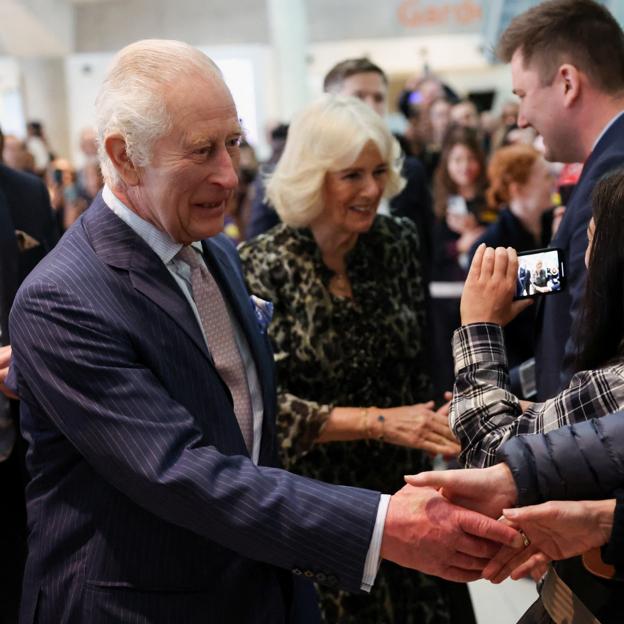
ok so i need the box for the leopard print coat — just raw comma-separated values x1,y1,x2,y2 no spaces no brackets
239,215,450,624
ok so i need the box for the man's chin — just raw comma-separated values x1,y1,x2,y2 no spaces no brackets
188,212,226,242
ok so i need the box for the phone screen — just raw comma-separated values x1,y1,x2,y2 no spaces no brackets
515,248,565,299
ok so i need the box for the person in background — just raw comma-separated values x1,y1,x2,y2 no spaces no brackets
76,127,100,198
490,100,520,152
477,144,555,253
397,74,458,161
223,139,258,243
0,126,57,624
246,123,288,239
450,99,480,131
25,121,52,176
429,125,491,394
240,95,461,624
1,136,35,174
46,158,86,232
421,97,452,181
469,144,556,369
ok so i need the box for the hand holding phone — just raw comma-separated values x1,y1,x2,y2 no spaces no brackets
514,248,565,300
461,245,533,326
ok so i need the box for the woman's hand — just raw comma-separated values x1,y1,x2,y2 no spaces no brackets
482,499,616,583
446,211,479,235
456,226,486,254
378,402,461,456
460,244,532,326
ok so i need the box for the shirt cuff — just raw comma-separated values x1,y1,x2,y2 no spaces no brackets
601,489,624,575
360,494,391,592
453,323,507,374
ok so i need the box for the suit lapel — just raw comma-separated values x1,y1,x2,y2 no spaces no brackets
83,197,213,365
84,198,275,460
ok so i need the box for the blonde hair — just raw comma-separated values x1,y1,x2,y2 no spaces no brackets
266,95,405,227
95,39,221,186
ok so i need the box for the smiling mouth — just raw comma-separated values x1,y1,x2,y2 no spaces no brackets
194,200,226,210
349,205,375,213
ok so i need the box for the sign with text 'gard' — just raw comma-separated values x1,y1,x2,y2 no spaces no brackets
397,0,483,33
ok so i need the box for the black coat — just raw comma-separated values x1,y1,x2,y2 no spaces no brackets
536,113,624,400
0,163,57,342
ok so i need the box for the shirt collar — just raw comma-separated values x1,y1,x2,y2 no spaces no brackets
102,185,202,263
592,110,624,151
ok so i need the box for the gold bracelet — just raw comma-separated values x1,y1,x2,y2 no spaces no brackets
361,408,369,438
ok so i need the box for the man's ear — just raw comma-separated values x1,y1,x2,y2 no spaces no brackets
104,135,140,185
558,64,581,108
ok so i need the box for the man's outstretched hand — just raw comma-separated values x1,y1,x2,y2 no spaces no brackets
381,484,523,582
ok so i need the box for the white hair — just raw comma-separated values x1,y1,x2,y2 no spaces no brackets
266,95,405,227
95,39,221,187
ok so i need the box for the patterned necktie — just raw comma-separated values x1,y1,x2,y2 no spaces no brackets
177,246,253,452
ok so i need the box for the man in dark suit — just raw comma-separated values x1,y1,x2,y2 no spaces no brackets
7,41,520,623
0,128,57,624
497,0,624,400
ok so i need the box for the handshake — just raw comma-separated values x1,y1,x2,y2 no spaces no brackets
381,463,615,583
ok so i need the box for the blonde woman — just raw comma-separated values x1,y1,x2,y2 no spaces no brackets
240,95,460,624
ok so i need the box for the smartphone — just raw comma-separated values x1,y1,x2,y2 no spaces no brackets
514,247,565,300
447,195,468,216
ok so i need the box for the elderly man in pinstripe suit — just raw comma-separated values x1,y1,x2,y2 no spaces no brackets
7,40,521,623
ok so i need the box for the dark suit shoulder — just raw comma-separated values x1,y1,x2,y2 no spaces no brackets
401,155,427,178
0,163,47,195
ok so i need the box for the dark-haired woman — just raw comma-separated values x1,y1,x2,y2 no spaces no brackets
429,125,494,394
449,168,624,624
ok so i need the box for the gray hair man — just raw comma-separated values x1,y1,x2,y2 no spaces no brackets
8,39,521,622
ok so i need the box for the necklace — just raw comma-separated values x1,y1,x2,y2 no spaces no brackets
329,271,352,298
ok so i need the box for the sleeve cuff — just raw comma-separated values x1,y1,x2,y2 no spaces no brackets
602,489,624,574
453,323,507,375
496,438,540,507
360,494,391,592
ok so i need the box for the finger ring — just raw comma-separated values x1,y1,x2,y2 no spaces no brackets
519,529,531,548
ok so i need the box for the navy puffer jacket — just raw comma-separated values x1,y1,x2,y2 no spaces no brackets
497,410,624,571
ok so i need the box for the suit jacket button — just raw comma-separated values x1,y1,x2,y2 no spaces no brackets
292,568,302,576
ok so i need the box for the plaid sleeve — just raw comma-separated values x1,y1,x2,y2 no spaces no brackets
451,323,624,468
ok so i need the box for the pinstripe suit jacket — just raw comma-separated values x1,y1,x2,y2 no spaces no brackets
9,196,381,624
